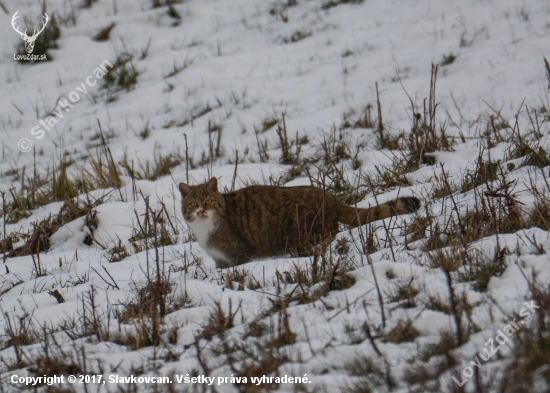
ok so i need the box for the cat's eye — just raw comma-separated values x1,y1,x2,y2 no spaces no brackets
190,202,198,207
205,199,212,205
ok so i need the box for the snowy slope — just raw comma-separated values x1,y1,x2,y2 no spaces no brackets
0,0,550,392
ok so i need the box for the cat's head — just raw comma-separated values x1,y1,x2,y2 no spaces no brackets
178,177,225,222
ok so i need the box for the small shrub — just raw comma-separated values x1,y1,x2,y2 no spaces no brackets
530,196,550,230
406,331,459,385
118,316,163,349
260,117,278,133
9,198,100,258
107,239,130,262
118,279,191,323
167,5,182,24
344,354,394,393
521,146,550,168
151,0,181,7
425,294,453,314
457,247,507,292
93,23,115,41
440,53,457,66
387,278,418,308
406,216,432,244
81,0,98,7
164,56,193,78
403,65,455,170
372,161,411,192
137,279,168,313
120,150,183,181
219,313,295,392
197,301,237,341
29,356,82,381
383,319,420,343
128,199,178,252
101,53,139,101
224,268,261,290
322,0,363,10
277,251,356,305
459,171,528,243
461,154,498,192
282,30,311,44
2,312,38,350
269,0,297,22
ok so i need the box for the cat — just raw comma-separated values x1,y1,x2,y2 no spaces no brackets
179,177,420,268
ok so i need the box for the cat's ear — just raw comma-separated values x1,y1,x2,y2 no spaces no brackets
179,183,191,197
206,177,218,192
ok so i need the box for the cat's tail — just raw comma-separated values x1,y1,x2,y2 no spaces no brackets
337,197,420,227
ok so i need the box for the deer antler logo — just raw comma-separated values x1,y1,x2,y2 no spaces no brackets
11,11,49,54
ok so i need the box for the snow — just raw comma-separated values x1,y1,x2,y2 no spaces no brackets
0,0,550,392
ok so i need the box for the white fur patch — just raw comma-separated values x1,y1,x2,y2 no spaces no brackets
187,213,228,263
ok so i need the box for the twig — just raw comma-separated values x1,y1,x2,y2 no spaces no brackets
160,201,178,235
231,151,239,192
375,82,384,143
362,317,383,357
91,236,107,250
184,133,189,184
90,266,120,289
97,119,124,202
2,191,6,263
544,57,550,90
0,1,8,14
254,126,268,163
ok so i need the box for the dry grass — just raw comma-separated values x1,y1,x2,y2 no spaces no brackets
503,281,550,391
405,331,460,387
2,61,550,392
8,197,102,258
120,151,183,181
196,300,238,341
383,319,420,343
344,351,395,393
101,53,139,102
213,307,296,392
275,250,356,305
386,278,419,308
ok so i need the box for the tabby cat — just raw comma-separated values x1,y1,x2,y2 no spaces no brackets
179,178,419,268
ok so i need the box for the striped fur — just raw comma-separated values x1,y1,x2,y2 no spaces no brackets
179,178,420,267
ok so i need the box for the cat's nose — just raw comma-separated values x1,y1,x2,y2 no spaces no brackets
197,208,206,216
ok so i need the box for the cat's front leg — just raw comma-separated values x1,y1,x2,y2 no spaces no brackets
214,258,231,269
214,252,248,268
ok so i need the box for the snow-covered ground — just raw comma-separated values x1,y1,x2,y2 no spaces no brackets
0,0,550,392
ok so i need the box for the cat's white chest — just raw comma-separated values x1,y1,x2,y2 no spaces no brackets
187,216,228,263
